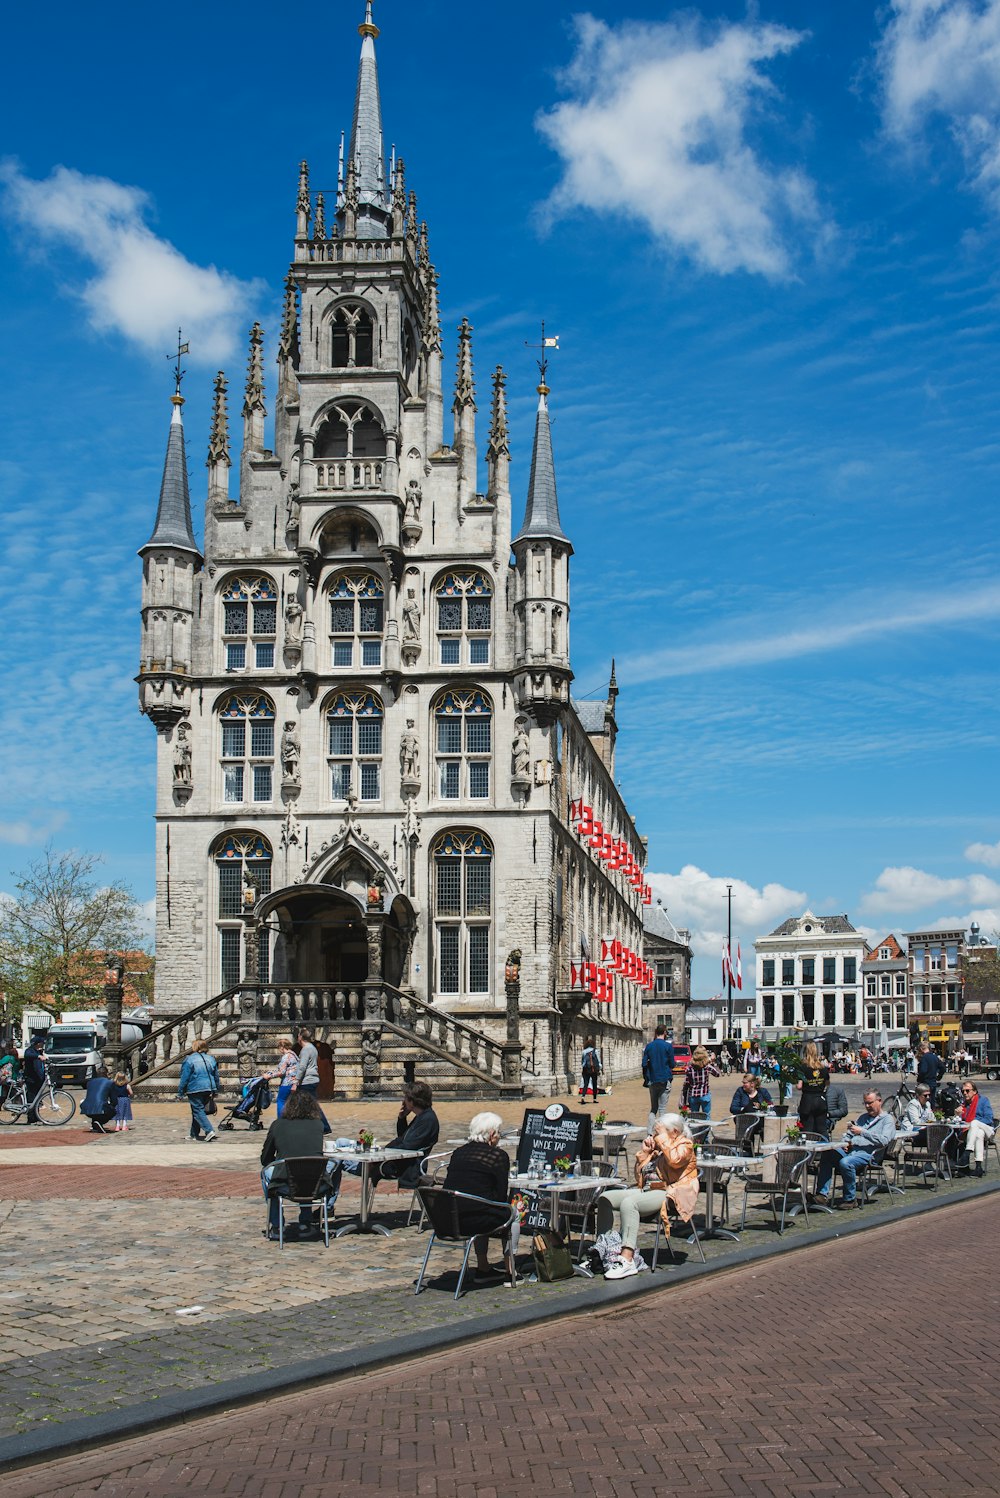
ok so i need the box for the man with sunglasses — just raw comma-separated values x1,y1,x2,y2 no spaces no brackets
812,1090,896,1208
954,1081,995,1178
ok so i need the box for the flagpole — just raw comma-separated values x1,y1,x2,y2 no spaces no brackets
726,884,733,1040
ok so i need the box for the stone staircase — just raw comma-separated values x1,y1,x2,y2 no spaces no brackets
123,980,521,1101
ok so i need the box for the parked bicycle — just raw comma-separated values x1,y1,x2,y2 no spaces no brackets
886,1071,914,1124
0,1067,77,1126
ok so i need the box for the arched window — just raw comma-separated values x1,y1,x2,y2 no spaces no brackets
327,690,383,802
435,571,492,666
431,829,493,996
314,401,385,491
214,832,273,988
221,575,277,672
331,306,374,368
433,688,492,800
328,573,384,668
219,693,275,803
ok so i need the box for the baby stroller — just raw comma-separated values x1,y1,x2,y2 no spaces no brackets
219,1075,271,1131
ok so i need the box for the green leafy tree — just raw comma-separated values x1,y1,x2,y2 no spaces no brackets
962,940,1000,1005
0,848,150,1020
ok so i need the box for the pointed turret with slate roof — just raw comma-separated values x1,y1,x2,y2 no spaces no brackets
137,346,201,730
341,1,389,239
511,331,573,724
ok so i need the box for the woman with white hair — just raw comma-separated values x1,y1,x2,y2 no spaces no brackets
595,1113,699,1280
443,1111,518,1284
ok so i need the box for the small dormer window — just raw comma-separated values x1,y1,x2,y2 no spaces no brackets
331,305,374,368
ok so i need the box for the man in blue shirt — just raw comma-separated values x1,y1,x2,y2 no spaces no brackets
641,1026,676,1130
813,1090,896,1208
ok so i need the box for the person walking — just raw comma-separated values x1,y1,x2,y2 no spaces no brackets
579,1037,602,1103
796,1041,830,1135
112,1072,134,1132
295,1028,320,1098
916,1042,946,1103
177,1038,220,1142
269,1038,299,1116
681,1046,719,1119
641,1026,676,1129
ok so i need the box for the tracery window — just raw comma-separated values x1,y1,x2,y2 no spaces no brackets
327,690,383,802
431,829,492,996
221,575,278,672
214,832,272,988
433,688,492,801
219,693,275,804
331,305,374,368
435,571,492,666
329,574,384,668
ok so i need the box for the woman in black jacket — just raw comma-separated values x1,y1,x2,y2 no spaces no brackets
260,1090,337,1240
444,1111,517,1283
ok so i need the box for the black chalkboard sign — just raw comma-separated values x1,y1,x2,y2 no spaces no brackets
510,1186,551,1232
515,1105,593,1176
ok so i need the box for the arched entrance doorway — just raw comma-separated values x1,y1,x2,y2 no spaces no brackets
256,883,413,989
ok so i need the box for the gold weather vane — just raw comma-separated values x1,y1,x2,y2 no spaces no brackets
167,329,190,396
525,320,560,393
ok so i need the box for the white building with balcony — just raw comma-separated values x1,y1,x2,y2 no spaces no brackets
754,911,869,1044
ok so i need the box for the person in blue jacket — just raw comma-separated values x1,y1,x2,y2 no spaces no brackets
21,1035,47,1124
80,1066,117,1133
641,1026,676,1130
177,1038,221,1142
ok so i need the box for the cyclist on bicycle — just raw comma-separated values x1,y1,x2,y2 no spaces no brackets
21,1035,47,1125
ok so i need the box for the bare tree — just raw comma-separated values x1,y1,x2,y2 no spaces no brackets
0,848,150,1018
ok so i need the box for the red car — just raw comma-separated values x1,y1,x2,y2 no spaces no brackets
671,1043,692,1076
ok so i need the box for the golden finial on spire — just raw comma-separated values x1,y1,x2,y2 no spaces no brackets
359,1,379,39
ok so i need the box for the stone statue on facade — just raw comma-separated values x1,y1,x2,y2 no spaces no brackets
511,720,530,781
281,721,301,786
284,595,303,646
172,721,192,786
402,587,420,642
400,719,420,784
404,479,422,524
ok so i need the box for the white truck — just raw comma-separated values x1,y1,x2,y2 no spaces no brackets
41,1010,151,1086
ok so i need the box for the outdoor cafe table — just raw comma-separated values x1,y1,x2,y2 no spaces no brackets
321,1144,422,1238
510,1171,625,1275
593,1124,644,1165
694,1152,762,1242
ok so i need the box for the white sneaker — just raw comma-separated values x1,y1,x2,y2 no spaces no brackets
605,1259,642,1280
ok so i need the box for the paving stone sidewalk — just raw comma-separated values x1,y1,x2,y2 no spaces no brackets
6,1193,999,1498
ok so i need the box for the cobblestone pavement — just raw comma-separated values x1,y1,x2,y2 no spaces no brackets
6,1193,998,1498
1,1077,995,1446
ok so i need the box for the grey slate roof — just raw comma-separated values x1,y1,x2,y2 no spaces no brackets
514,393,570,547
642,902,686,946
767,913,857,937
348,11,388,238
572,699,606,734
142,401,199,555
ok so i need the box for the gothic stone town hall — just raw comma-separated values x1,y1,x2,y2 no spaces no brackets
136,4,651,1098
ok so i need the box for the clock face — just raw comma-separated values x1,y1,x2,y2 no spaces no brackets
544,1103,565,1121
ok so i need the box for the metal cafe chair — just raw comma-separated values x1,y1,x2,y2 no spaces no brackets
264,1156,336,1248
738,1147,810,1235
414,1187,518,1301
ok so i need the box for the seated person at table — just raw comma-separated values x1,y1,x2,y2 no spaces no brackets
596,1114,699,1280
955,1082,995,1178
443,1111,518,1283
346,1082,440,1191
729,1073,772,1114
80,1065,118,1133
900,1084,934,1132
260,1090,337,1240
813,1091,896,1208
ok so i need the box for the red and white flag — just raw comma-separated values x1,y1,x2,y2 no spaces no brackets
736,943,743,991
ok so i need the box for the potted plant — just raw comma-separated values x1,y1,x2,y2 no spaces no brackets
553,1155,573,1175
358,1129,374,1152
784,1122,804,1144
594,1110,607,1129
769,1038,805,1117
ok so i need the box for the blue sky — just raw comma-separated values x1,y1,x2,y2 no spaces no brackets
2,0,1000,995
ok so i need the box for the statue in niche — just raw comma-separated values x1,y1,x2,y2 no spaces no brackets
172,722,192,786
511,720,530,780
404,479,422,524
400,719,419,782
284,595,303,646
402,587,420,642
281,721,301,784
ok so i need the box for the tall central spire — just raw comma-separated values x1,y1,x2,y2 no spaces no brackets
346,0,388,238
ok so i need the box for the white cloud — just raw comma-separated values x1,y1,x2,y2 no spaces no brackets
622,582,1000,681
861,864,1000,914
877,0,1000,210
966,837,1000,866
536,14,827,279
647,865,806,994
0,812,68,847
0,162,264,361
